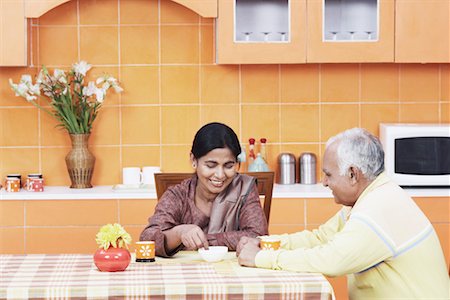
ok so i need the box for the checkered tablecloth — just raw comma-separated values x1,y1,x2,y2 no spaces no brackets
0,252,334,299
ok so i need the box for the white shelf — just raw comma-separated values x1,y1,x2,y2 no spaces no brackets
324,0,378,42
0,184,448,200
235,0,290,43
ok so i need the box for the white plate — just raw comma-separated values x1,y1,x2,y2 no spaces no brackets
112,184,154,192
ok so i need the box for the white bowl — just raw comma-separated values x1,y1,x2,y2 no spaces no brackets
198,246,228,262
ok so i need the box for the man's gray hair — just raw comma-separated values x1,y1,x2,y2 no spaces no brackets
326,128,385,180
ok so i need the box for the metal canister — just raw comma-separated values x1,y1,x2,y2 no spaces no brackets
277,153,296,184
299,152,316,184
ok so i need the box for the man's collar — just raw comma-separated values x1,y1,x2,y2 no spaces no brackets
352,172,389,209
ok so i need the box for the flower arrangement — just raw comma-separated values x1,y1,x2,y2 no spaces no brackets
95,223,132,250
9,61,122,134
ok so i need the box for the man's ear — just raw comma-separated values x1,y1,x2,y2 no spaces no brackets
348,166,360,184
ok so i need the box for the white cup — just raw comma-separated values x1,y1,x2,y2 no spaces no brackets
122,167,142,185
142,166,161,185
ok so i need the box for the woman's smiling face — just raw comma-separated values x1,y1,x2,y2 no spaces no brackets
192,147,238,196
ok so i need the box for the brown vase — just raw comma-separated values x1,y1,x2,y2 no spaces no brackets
65,134,95,188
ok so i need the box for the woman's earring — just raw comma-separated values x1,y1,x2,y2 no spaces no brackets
192,163,196,168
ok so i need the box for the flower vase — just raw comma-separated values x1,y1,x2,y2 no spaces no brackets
65,134,95,188
93,247,131,272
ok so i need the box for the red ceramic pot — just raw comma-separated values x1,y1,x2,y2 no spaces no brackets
93,246,131,272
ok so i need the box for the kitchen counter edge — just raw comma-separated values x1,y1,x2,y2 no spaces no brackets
1,184,449,200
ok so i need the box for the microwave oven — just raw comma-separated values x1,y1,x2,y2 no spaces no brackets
379,123,450,187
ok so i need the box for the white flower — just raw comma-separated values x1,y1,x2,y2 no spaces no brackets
26,94,37,101
29,83,41,95
43,90,53,97
97,75,123,95
9,61,123,134
36,70,45,84
53,69,67,84
73,61,91,76
21,74,33,85
106,76,118,84
95,88,106,103
96,77,105,85
112,84,123,93
105,76,123,93
15,82,30,97
101,81,111,90
82,81,97,97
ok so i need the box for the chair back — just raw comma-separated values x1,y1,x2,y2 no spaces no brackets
154,172,274,222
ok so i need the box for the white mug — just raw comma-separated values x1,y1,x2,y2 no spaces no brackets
142,166,161,185
122,167,142,185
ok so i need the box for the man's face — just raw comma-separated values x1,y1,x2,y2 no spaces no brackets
321,142,359,207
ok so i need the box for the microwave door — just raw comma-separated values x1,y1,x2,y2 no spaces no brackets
394,136,450,187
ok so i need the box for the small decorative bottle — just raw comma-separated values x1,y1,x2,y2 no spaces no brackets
248,138,256,164
237,143,247,171
259,138,267,162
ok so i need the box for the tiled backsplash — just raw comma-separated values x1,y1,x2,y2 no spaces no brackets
0,0,449,186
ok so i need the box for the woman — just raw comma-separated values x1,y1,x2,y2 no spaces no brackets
140,122,268,257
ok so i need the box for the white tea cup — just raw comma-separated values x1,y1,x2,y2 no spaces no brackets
122,167,142,185
142,166,161,185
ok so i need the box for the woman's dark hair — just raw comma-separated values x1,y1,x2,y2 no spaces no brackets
191,122,241,160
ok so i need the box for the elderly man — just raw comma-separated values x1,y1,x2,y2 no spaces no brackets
237,128,449,299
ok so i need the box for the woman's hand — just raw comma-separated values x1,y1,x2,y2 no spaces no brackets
175,224,209,250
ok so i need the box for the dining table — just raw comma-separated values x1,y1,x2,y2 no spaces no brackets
0,251,335,299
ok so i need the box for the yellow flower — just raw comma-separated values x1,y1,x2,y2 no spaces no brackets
95,223,132,250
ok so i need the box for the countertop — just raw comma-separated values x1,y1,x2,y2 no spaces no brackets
1,184,449,200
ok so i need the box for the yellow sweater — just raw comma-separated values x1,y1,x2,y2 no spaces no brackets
256,173,449,299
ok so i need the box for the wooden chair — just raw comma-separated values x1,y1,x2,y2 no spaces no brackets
154,172,274,222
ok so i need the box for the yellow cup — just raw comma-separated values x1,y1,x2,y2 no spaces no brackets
135,241,155,262
5,177,21,192
260,238,281,251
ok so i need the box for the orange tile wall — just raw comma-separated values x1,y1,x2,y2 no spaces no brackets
0,1,449,298
0,0,449,185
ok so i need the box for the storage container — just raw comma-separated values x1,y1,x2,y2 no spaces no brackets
277,153,296,184
299,152,316,184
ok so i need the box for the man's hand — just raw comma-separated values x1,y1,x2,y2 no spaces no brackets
237,237,261,267
175,224,209,250
236,236,260,256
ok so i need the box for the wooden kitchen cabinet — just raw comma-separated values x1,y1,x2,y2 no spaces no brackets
0,0,27,66
306,0,395,63
172,0,217,17
24,0,216,18
395,0,450,63
0,0,215,66
216,0,307,64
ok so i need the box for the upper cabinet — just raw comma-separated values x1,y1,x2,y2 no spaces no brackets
0,0,27,66
172,0,217,17
25,0,70,17
215,0,449,64
307,0,395,62
395,0,449,63
0,0,217,66
1,0,448,66
216,0,307,64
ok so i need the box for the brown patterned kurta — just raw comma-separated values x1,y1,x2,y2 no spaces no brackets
140,173,268,257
